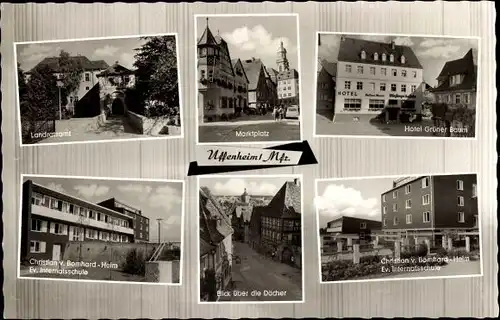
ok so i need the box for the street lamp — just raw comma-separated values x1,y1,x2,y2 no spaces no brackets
56,80,64,120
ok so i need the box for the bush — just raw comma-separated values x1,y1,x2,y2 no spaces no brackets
430,103,449,118
123,248,147,275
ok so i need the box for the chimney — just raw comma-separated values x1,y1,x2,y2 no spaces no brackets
294,178,300,186
391,41,395,50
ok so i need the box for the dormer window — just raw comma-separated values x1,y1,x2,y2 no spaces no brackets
382,53,387,61
450,74,463,86
361,50,366,59
389,54,395,62
401,55,406,64
374,52,379,61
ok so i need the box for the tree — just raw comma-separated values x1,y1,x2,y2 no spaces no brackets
17,63,27,101
22,64,59,122
133,35,179,115
57,50,84,105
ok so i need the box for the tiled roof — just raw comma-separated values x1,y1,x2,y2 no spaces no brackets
199,187,233,245
97,61,134,77
266,67,279,83
264,181,301,219
242,58,265,91
337,37,423,69
197,24,217,46
318,59,337,77
431,48,477,92
277,68,299,81
28,56,109,74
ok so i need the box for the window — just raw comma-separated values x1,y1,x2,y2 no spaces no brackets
411,84,417,93
382,194,386,202
383,206,387,214
361,50,367,59
374,52,379,60
464,93,471,104
51,222,68,235
405,184,411,194
392,69,397,76
401,84,407,92
357,66,364,74
447,94,451,103
356,82,363,90
368,82,375,91
383,218,387,227
472,183,477,198
30,241,46,253
458,212,465,223
458,196,464,206
344,81,351,90
85,86,90,90
422,194,430,205
423,211,430,223
382,53,387,61
345,64,352,73
422,177,429,188
457,180,464,190
401,55,406,64
369,99,384,110
360,222,367,229
381,68,387,76
391,84,397,92
370,67,376,75
455,94,462,104
450,74,463,86
31,193,43,206
405,199,412,209
473,215,478,227
412,71,417,78
406,214,412,224
393,217,399,225
85,73,90,82
344,99,362,111
86,229,98,239
140,232,143,238
389,54,394,62
393,191,398,199
380,83,386,91
401,70,407,77
31,219,47,232
393,203,398,212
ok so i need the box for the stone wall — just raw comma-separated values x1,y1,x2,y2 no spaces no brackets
126,111,180,136
145,260,180,283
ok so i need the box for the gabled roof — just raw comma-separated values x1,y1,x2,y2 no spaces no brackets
197,24,217,46
242,58,265,91
199,187,233,246
97,61,134,77
231,58,250,84
318,59,337,77
431,48,477,92
263,181,301,219
265,67,279,83
337,37,423,69
28,56,109,74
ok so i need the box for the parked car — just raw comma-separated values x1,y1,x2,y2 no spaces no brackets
285,105,300,119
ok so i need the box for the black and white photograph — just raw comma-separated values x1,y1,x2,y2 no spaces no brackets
316,174,482,283
18,175,184,285
196,14,302,144
198,175,304,303
315,33,479,138
15,34,182,146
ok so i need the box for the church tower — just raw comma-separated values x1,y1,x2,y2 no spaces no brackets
241,188,250,204
276,41,290,73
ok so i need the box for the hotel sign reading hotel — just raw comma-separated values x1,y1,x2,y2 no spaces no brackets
336,90,358,97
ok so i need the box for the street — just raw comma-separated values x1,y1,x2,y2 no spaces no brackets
198,121,301,143
219,241,302,302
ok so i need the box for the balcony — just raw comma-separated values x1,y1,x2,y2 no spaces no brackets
31,204,135,235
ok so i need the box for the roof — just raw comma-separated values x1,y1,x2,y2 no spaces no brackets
250,205,266,227
337,37,423,69
200,238,216,256
431,48,477,92
199,187,233,245
263,181,301,219
97,61,134,77
277,68,299,81
242,58,265,91
231,58,250,83
266,67,279,83
28,56,109,74
318,59,337,77
197,23,217,46
327,215,381,225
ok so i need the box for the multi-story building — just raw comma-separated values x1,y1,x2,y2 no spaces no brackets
320,216,382,254
230,58,249,113
316,59,337,113
27,55,109,117
379,174,479,247
259,179,301,267
333,37,424,123
242,57,270,111
197,19,239,122
276,41,300,105
264,67,279,107
199,186,234,301
20,180,144,262
226,189,253,242
98,197,149,243
431,49,477,110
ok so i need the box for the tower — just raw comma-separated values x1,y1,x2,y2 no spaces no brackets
241,188,250,204
276,41,290,72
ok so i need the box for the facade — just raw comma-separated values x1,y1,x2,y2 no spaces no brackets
27,56,109,117
242,58,270,110
230,58,250,114
431,49,477,110
98,197,150,243
276,41,300,105
197,19,239,122
226,189,253,242
321,216,382,254
20,180,144,262
264,67,279,107
259,179,302,267
379,174,479,247
334,37,424,122
96,62,136,116
199,187,234,301
316,59,337,112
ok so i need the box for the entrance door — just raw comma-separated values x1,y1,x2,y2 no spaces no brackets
111,98,124,115
52,244,61,261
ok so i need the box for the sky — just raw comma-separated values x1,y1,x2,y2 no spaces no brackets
16,36,150,72
318,34,479,87
315,177,396,228
200,176,299,197
26,176,183,243
196,15,299,72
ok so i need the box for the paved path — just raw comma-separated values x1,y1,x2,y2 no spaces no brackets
219,242,302,302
